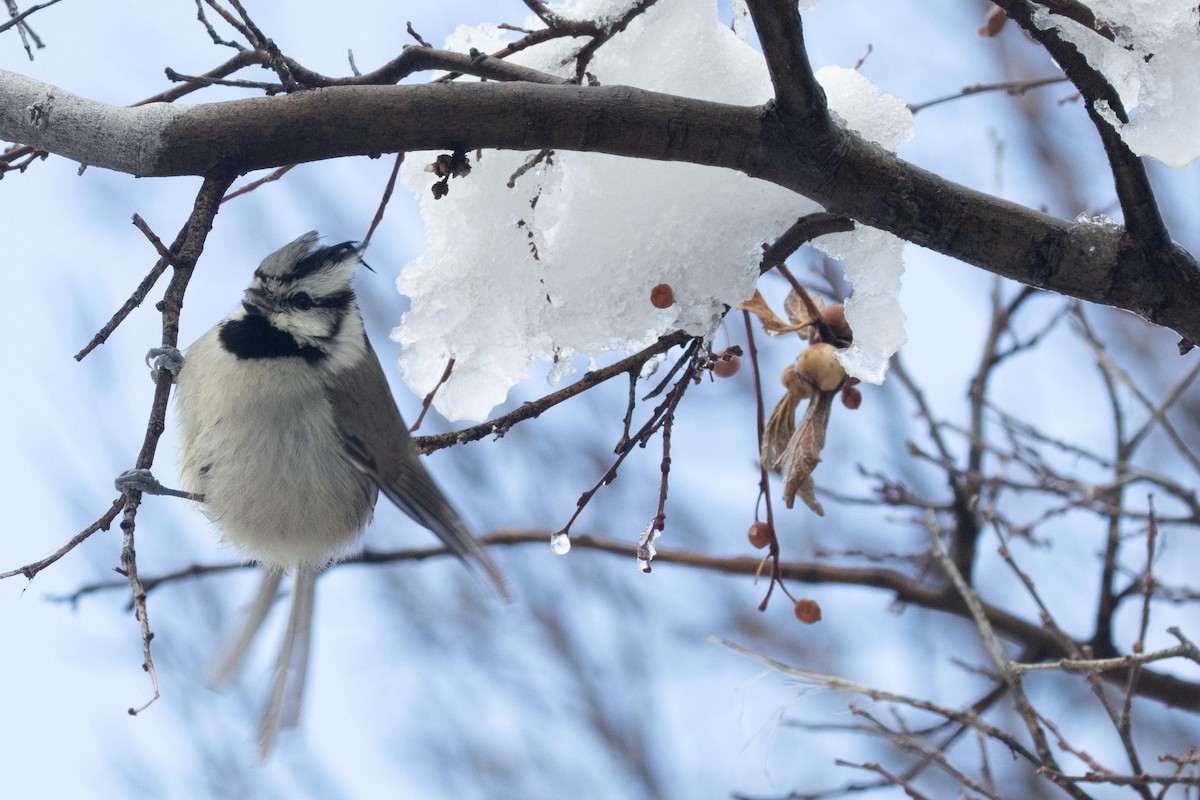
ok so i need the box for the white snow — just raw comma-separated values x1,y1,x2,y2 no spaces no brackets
394,0,913,419
1033,0,1200,168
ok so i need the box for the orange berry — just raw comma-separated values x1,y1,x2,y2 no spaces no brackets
747,521,771,549
713,354,740,378
650,283,675,308
841,385,862,409
793,598,822,624
820,303,852,344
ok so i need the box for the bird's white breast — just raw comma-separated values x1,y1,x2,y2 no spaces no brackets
175,326,377,569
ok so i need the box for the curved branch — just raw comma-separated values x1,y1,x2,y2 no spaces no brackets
759,212,854,272
990,0,1169,252
2,71,1197,344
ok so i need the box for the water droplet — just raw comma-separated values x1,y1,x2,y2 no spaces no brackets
550,532,571,556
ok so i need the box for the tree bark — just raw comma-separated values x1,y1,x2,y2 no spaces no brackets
3,69,1198,345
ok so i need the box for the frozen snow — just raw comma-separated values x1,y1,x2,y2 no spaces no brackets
816,227,908,384
1033,0,1200,168
394,0,913,419
810,66,912,383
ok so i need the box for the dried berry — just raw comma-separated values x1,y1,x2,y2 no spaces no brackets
713,354,740,378
794,598,822,624
781,365,813,400
841,385,862,410
650,283,675,308
747,521,771,549
795,343,846,393
820,303,852,345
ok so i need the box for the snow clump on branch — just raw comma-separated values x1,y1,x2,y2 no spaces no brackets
393,0,912,420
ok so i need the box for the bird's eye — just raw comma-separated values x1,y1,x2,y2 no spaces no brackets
292,292,314,311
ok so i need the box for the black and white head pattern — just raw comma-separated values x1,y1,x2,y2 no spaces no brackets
219,231,365,368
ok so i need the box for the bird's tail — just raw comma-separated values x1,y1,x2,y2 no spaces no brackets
207,566,319,758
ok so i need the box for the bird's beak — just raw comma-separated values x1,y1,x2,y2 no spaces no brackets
241,286,272,316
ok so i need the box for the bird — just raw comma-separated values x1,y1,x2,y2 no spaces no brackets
170,231,505,756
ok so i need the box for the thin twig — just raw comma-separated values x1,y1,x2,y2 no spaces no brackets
0,0,62,37
118,171,236,718
414,331,693,453
909,75,1069,114
362,152,404,248
0,499,124,581
222,164,295,203
411,358,454,432
554,350,700,539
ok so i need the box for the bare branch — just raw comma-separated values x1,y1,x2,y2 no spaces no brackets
56,529,1200,712
988,0,1170,254
0,0,62,36
759,212,854,273
742,0,829,127
414,331,692,452
0,498,124,581
909,75,1069,114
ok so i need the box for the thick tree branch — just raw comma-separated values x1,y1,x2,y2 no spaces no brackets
743,0,829,129
990,0,1170,253
1,71,1197,344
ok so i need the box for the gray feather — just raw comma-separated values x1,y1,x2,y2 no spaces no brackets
258,566,318,758
328,335,507,598
208,569,285,688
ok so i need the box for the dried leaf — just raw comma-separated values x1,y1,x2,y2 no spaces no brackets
779,392,834,514
978,6,1007,37
795,474,825,516
740,290,809,335
761,391,801,471
784,289,822,328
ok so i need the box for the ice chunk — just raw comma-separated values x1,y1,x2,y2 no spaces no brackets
813,228,908,384
816,65,914,152
1033,1,1200,168
394,0,914,419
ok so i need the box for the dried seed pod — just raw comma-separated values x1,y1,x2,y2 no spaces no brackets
781,364,814,400
795,343,846,393
762,387,803,471
784,289,821,327
778,392,832,515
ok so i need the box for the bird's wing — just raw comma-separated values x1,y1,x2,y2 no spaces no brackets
327,335,507,597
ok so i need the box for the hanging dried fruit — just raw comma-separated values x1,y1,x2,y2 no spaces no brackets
745,286,855,516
